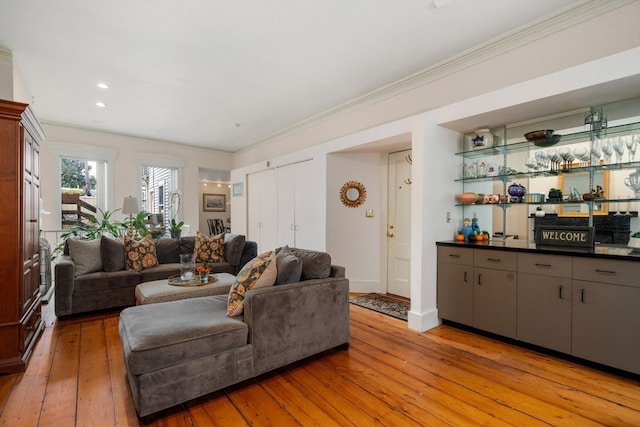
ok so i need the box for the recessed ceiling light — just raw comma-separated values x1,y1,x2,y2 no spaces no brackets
95,102,106,108
97,82,109,89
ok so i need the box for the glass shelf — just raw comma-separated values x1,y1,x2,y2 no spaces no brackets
456,197,640,208
456,121,640,158
458,160,640,183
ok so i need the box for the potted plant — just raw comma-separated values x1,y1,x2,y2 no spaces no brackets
196,261,211,284
53,208,122,258
170,218,184,239
122,211,151,238
168,190,183,238
548,188,563,201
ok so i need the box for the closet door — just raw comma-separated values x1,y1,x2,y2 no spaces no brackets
247,169,277,253
276,161,316,249
276,165,296,247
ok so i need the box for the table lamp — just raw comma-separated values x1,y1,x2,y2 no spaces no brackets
122,196,139,237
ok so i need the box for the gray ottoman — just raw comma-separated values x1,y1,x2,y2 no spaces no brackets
119,295,254,416
135,272,236,305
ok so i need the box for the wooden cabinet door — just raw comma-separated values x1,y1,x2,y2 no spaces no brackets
473,267,517,338
572,280,640,375
517,272,571,353
437,262,473,326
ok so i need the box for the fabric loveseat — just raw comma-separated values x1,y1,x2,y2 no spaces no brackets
54,233,257,317
118,247,350,417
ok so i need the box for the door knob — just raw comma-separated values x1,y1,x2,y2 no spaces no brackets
387,224,394,238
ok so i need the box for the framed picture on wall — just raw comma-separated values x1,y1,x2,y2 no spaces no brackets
203,193,226,212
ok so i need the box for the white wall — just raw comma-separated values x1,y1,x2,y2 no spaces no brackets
198,182,231,235
40,123,234,234
326,152,383,293
407,122,460,331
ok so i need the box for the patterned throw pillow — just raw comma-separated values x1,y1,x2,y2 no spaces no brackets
193,231,224,263
227,251,277,317
124,235,158,272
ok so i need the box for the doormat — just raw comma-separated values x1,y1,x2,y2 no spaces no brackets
349,293,409,321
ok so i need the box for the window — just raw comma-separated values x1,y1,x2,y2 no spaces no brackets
60,157,105,228
142,166,178,228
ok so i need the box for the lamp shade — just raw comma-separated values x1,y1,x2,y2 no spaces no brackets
122,196,139,215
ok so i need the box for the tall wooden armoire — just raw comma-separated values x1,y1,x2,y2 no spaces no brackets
0,99,46,373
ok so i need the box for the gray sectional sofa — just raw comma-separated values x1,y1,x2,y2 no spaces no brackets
118,249,349,417
54,234,257,317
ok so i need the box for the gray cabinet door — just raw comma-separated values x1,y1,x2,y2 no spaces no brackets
517,272,572,353
572,280,640,375
473,267,517,338
437,262,473,326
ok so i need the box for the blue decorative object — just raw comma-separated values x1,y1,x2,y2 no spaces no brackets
462,218,472,241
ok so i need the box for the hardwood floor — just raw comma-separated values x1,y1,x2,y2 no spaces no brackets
1,302,639,426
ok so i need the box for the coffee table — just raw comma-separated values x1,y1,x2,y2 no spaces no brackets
135,273,236,305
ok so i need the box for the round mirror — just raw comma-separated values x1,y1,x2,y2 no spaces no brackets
340,181,366,208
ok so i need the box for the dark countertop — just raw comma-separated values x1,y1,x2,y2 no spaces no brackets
436,240,640,261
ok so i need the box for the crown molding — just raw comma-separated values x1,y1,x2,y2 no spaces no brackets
245,0,635,152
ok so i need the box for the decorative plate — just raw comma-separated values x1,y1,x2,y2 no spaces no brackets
168,274,217,287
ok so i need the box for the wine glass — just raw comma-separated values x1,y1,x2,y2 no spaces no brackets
625,135,636,162
559,147,575,170
613,136,625,163
524,156,538,172
590,139,602,166
547,149,562,172
602,137,613,164
574,146,590,167
535,151,549,171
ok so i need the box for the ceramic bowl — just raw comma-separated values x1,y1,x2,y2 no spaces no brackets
628,237,640,250
525,130,554,141
457,192,478,204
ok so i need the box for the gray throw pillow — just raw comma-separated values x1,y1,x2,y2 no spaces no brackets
275,246,303,285
154,238,180,264
100,236,125,272
224,233,246,266
68,238,103,276
282,247,332,280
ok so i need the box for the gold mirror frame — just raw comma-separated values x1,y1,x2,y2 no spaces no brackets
340,181,366,208
557,169,610,217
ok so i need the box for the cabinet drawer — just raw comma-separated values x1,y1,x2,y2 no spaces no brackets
518,253,572,278
473,249,517,271
438,246,473,265
572,257,639,287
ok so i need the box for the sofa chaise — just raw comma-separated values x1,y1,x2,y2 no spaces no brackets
118,248,350,417
55,233,257,317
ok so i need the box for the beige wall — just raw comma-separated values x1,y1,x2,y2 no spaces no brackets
40,123,234,235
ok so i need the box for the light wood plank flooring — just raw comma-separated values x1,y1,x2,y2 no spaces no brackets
1,301,639,426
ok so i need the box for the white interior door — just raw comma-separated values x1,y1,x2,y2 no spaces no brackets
387,150,412,298
248,169,277,253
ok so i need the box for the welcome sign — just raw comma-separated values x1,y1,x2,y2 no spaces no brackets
535,226,595,247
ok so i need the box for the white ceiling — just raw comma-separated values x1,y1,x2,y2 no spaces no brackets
0,0,583,153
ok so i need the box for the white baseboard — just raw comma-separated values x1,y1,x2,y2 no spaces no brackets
407,308,441,332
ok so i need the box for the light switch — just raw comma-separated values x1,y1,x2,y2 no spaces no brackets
366,209,374,218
